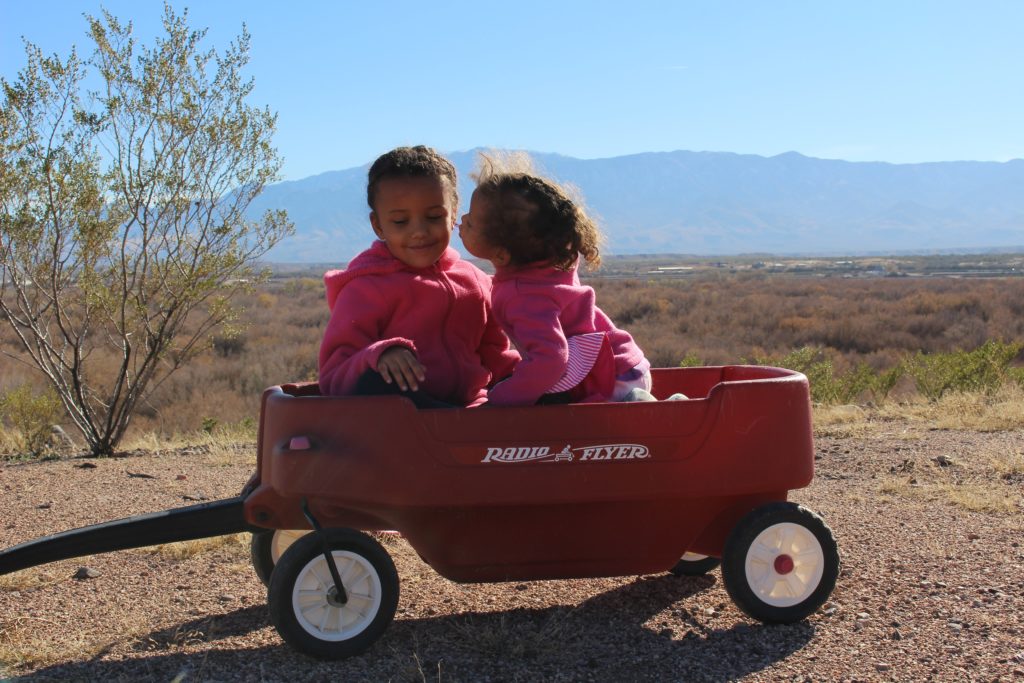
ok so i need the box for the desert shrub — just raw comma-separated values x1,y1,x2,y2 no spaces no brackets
904,340,1024,401
869,365,905,404
212,333,247,357
751,347,835,403
0,384,64,458
752,347,881,405
678,352,703,367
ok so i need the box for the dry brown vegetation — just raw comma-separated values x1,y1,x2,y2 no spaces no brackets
594,273,1024,370
2,260,1023,447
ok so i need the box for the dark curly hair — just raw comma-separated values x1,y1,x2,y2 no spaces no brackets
367,145,458,212
471,154,603,270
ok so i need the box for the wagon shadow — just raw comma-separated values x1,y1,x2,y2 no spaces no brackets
17,574,814,682
387,573,816,682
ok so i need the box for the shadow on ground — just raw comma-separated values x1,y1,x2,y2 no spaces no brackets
14,574,814,682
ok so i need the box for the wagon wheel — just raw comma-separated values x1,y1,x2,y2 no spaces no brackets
721,502,839,624
669,552,721,577
251,529,309,587
268,528,399,659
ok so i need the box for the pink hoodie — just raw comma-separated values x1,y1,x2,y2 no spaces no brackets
487,261,647,406
318,241,519,406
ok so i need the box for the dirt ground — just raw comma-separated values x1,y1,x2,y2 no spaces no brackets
1,422,1022,682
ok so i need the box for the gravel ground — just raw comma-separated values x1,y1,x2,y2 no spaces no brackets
1,424,1022,682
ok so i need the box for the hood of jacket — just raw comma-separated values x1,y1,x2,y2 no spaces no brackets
324,240,462,308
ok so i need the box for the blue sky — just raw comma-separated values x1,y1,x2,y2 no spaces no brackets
3,1,1023,181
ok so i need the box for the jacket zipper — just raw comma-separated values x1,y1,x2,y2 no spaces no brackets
435,265,460,399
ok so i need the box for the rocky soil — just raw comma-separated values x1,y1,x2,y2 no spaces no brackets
1,423,1022,682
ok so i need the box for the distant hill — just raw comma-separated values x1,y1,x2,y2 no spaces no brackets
247,150,1024,263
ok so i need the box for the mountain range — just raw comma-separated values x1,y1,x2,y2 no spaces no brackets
247,150,1024,263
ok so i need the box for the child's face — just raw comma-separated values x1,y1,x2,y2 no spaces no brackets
459,189,506,265
370,176,455,269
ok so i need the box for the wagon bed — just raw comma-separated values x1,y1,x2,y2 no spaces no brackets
246,365,815,582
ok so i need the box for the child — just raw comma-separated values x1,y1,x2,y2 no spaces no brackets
318,146,518,408
459,154,656,406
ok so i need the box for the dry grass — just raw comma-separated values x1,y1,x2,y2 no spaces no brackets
0,613,147,671
0,569,62,593
813,404,873,437
0,429,20,456
940,480,1020,514
877,431,1024,515
812,382,1024,439
878,383,1024,431
990,444,1024,481
138,533,249,561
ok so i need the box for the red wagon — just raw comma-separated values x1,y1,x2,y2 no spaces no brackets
0,365,839,660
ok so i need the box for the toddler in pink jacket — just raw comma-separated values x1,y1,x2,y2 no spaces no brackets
318,146,518,408
458,154,654,406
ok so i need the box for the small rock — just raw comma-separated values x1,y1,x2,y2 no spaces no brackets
919,580,932,587
892,629,903,640
823,607,837,616
182,492,208,501
36,502,52,509
217,594,234,602
704,607,716,616
948,622,963,632
73,566,100,580
875,663,891,672
857,612,871,619
935,581,948,588
126,471,156,479
967,533,980,540
176,474,188,481
75,462,97,469
932,454,954,467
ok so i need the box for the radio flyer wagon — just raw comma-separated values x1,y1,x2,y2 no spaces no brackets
0,365,839,659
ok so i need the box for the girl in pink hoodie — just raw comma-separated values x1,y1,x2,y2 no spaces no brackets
458,155,653,407
318,146,518,408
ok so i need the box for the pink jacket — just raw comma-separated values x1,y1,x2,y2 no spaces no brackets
487,261,647,406
318,241,519,406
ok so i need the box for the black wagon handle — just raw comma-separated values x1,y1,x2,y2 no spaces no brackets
301,497,349,604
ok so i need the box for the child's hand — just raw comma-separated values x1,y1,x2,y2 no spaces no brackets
377,346,426,391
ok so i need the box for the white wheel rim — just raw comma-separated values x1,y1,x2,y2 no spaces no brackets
271,530,308,563
744,522,824,607
292,550,383,641
681,552,709,562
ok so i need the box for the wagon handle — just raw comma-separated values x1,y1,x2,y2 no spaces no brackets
301,498,348,605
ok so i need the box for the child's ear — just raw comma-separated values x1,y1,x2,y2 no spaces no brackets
494,247,511,267
370,211,383,238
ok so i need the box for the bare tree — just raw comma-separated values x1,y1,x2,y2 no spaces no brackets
0,5,292,455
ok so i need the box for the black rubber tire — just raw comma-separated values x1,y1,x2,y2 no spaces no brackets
250,529,276,588
269,528,399,660
251,529,309,588
669,554,721,576
721,502,839,624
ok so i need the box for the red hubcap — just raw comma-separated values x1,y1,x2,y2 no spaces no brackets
774,554,795,574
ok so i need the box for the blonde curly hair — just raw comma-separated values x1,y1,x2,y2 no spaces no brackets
471,152,603,270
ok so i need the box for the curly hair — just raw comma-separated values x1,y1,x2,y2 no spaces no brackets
471,153,603,270
367,145,458,213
